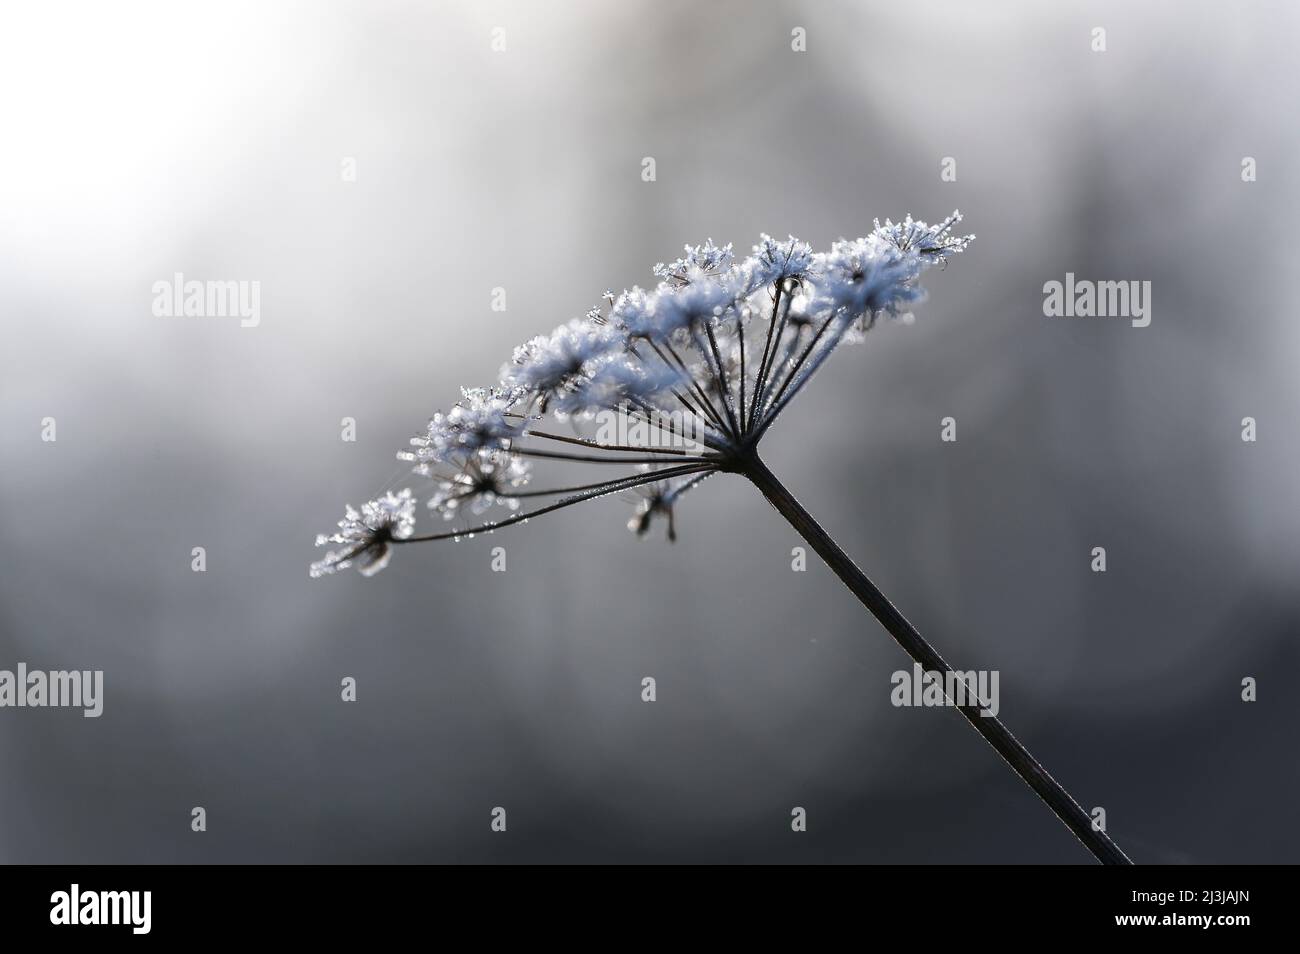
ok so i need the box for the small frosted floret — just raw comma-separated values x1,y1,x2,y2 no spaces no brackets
626,469,710,542
428,451,530,519
745,234,815,288
653,238,734,286
400,387,527,473
871,210,975,267
606,286,657,338
809,236,923,318
502,318,624,411
552,354,687,417
311,489,416,578
649,276,738,340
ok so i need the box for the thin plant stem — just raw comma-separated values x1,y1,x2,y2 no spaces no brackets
666,469,712,499
508,412,707,453
521,427,692,456
513,448,715,466
622,397,721,451
748,279,785,432
630,342,724,442
698,324,740,437
397,463,715,543
664,340,731,435
754,316,867,442
758,312,839,431
503,470,692,499
741,454,1133,866
736,313,747,434
754,322,804,425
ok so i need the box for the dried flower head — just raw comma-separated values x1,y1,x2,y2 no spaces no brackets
313,213,973,577
501,319,624,412
400,387,529,473
654,238,735,286
428,450,530,520
310,489,417,578
625,466,714,542
872,210,975,265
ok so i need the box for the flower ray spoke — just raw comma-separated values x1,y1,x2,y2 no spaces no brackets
394,463,716,543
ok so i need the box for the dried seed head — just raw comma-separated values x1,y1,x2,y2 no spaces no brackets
314,216,972,577
311,489,416,578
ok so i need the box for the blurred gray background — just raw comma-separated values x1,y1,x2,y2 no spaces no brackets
1,0,1297,863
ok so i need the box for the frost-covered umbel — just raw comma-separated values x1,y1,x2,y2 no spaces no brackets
312,212,973,578
311,489,417,578
305,213,1135,868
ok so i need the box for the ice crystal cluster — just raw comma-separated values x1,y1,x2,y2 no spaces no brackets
311,212,973,577
312,489,417,577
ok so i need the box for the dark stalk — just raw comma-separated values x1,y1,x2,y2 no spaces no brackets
758,312,838,430
513,448,714,466
741,454,1133,866
699,323,740,437
622,397,717,450
629,342,713,432
747,279,785,432
397,463,714,543
522,427,691,456
736,314,747,434
754,321,804,425
664,340,731,435
754,317,864,442
504,470,694,499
